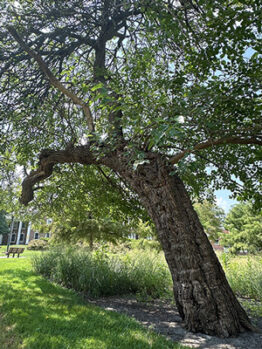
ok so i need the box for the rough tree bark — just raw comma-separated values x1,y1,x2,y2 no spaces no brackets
20,149,257,337
111,153,257,337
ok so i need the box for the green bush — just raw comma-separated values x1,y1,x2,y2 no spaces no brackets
27,239,49,250
32,247,172,299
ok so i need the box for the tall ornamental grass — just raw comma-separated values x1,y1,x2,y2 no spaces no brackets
32,247,172,299
33,246,262,302
221,254,262,301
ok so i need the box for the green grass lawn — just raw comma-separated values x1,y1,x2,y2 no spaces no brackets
0,257,188,349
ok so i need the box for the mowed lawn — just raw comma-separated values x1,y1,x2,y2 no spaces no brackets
0,254,187,349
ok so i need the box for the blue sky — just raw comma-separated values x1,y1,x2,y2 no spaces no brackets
215,189,237,214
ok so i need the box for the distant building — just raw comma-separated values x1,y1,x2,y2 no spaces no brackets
0,219,51,246
210,230,229,252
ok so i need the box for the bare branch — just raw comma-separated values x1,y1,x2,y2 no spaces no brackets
7,26,95,132
170,136,262,164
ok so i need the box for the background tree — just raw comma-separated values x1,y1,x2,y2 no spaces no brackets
194,201,225,242
45,216,130,248
221,202,262,254
0,210,9,236
28,164,147,247
0,0,261,337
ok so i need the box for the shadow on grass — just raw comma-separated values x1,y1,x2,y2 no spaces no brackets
0,267,181,349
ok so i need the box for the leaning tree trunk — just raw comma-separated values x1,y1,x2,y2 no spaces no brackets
115,153,255,337
19,146,256,337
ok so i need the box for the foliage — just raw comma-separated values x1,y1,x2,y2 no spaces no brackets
221,202,262,253
194,201,225,241
27,238,49,250
132,219,157,240
46,216,130,248
240,299,262,321
32,172,155,246
83,238,162,254
33,246,172,299
0,0,261,209
128,238,162,252
0,210,9,235
28,165,148,247
0,258,185,349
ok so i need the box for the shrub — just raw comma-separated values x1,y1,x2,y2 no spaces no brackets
32,246,172,299
27,239,49,250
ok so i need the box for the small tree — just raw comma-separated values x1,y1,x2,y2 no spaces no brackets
222,203,262,254
29,165,146,247
49,216,130,248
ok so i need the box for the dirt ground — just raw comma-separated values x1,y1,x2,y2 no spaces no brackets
87,296,262,349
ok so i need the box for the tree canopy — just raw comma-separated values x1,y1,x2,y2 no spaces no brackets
0,0,261,208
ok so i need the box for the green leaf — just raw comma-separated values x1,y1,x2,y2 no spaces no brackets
91,83,104,92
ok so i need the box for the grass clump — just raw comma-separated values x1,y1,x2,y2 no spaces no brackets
32,246,172,299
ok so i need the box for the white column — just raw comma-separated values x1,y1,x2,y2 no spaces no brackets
0,234,2,245
25,222,31,245
16,221,23,245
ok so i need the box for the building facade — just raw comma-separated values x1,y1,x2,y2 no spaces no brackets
0,219,51,246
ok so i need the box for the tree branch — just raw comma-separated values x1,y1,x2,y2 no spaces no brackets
20,146,97,205
7,26,95,133
170,136,262,164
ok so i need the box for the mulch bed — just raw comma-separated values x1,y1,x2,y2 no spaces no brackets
87,296,262,349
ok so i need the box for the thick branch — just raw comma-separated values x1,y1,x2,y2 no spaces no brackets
20,146,97,205
7,26,95,132
170,136,262,164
